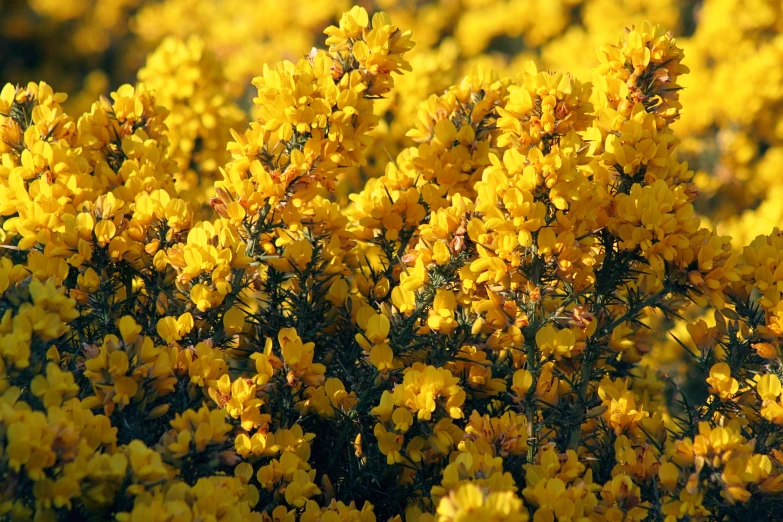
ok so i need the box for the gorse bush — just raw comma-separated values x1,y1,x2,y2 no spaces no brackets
1,5,783,522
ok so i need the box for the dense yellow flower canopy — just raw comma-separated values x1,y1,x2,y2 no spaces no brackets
1,2,783,522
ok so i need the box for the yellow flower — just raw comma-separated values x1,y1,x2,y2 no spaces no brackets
30,362,79,408
364,313,390,344
118,316,141,344
374,423,403,465
706,362,739,401
511,369,533,399
597,377,648,435
391,286,417,315
658,461,679,490
279,328,325,386
758,374,783,424
113,376,138,409
223,306,246,335
284,239,313,271
535,324,582,360
437,482,528,522
370,343,394,372
427,289,457,334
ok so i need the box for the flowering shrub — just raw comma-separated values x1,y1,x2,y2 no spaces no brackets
1,4,783,522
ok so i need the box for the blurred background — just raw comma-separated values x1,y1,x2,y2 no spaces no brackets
2,0,781,243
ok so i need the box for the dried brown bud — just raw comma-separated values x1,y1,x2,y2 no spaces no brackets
331,61,344,81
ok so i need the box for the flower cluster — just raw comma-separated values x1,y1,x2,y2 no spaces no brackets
137,36,245,203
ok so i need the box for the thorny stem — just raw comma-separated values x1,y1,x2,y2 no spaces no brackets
224,202,272,311
524,246,545,462
568,285,671,450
